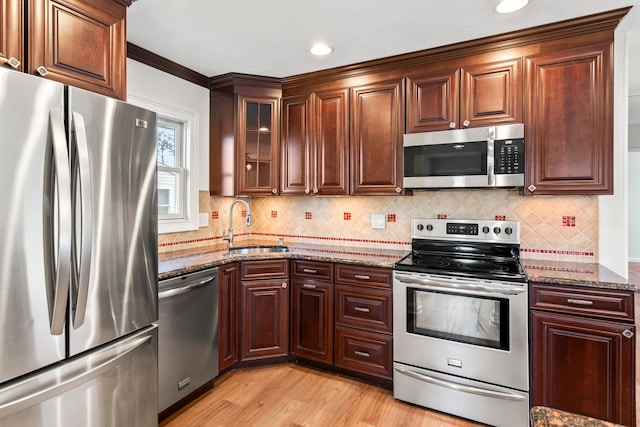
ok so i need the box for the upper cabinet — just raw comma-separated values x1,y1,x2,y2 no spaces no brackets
406,58,522,133
28,0,128,99
0,0,23,70
524,43,613,195
281,88,349,196
210,74,282,196
350,78,405,195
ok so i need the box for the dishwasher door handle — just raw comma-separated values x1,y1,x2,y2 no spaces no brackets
159,275,217,300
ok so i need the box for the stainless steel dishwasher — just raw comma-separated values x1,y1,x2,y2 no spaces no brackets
158,267,219,413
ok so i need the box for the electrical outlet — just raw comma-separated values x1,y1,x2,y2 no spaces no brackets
371,214,386,230
198,212,209,227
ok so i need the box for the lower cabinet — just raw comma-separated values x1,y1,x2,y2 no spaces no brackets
530,283,636,426
218,263,239,372
240,260,290,361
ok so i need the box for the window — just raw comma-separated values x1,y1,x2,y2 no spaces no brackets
127,94,199,234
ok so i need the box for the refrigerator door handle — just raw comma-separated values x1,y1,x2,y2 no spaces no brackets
70,111,93,329
0,334,152,418
45,109,72,335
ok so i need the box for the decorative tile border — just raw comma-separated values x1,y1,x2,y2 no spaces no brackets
158,233,251,248
522,264,595,274
521,248,594,257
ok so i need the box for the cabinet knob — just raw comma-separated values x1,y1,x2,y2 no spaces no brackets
449,122,456,129
304,188,310,194
395,187,402,193
36,66,48,76
281,282,287,288
623,329,634,338
313,188,318,194
271,188,277,194
462,120,470,128
7,57,20,69
527,185,536,193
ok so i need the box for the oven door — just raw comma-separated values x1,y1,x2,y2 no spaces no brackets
393,271,528,392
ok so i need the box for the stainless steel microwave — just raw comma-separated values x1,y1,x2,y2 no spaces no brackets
403,123,524,189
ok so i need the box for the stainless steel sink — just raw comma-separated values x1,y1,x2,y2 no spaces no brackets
225,245,292,256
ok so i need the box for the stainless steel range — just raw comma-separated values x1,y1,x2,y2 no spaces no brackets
393,219,529,427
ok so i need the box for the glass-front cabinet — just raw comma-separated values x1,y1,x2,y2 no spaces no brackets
238,96,279,194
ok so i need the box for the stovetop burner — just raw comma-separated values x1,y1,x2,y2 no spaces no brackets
394,218,527,283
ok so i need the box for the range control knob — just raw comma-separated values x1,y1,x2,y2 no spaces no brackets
426,224,434,231
493,227,502,235
417,224,424,231
505,227,513,235
482,226,490,234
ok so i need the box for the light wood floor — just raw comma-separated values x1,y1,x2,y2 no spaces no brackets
160,364,481,427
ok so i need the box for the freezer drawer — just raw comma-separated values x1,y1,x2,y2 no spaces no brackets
158,268,219,412
0,325,158,427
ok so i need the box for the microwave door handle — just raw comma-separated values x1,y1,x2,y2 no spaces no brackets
487,128,495,186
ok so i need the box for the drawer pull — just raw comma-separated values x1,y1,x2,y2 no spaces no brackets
303,268,317,274
224,267,236,273
354,350,370,358
567,298,594,306
303,283,317,289
354,274,370,280
623,329,634,339
354,306,370,313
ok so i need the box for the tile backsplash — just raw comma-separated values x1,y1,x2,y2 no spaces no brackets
159,189,598,263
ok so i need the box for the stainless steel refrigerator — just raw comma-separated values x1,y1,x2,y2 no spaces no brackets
0,68,159,426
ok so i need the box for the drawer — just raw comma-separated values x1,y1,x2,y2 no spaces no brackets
292,260,334,281
530,283,634,321
335,264,392,289
240,259,289,280
335,284,392,333
334,325,392,380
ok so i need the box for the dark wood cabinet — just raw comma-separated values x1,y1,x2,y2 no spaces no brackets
350,78,405,195
218,263,239,373
210,74,282,196
28,0,128,99
524,43,613,195
406,58,522,133
239,259,289,361
290,260,334,364
0,0,23,70
333,264,393,381
281,88,349,196
530,283,635,426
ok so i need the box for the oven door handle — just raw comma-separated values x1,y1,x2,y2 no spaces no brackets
394,367,526,402
394,275,525,295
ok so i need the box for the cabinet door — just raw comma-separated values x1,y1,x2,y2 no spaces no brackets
350,78,405,195
524,44,613,195
406,69,459,133
281,94,312,195
314,88,349,195
290,278,333,364
237,95,280,195
531,311,635,426
28,0,126,99
240,278,289,361
460,58,522,128
0,0,22,70
218,263,239,372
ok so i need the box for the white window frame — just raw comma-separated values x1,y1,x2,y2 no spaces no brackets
128,94,199,234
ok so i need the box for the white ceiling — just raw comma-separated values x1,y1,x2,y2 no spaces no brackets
127,0,640,79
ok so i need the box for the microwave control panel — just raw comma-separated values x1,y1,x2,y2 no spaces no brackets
495,138,524,175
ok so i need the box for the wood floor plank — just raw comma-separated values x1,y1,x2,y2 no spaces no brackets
160,364,481,427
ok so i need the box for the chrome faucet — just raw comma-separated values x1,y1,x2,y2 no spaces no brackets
222,198,251,249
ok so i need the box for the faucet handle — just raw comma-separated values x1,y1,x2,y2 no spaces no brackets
278,236,284,246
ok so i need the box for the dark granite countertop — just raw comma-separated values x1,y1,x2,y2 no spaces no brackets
158,242,637,292
530,406,623,427
522,258,638,292
158,240,408,281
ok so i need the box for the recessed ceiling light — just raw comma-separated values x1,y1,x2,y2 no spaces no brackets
310,44,333,56
495,0,529,13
